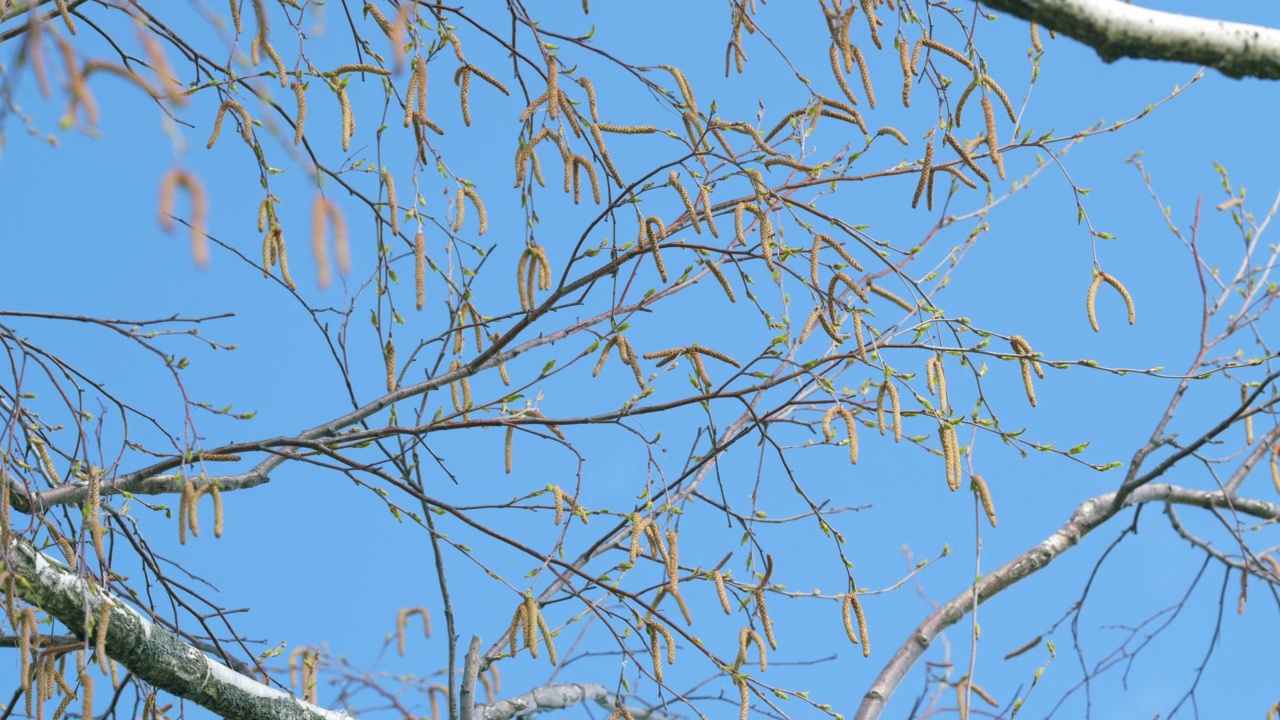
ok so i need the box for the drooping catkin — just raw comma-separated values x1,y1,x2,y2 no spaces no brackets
847,592,870,656
911,138,933,208
414,227,426,310
1271,444,1280,493
1009,335,1039,407
206,99,252,149
504,424,514,474
310,195,331,289
940,424,960,491
158,169,210,267
921,37,975,72
830,43,859,108
704,259,736,302
839,405,858,464
642,217,669,282
178,479,194,543
381,168,398,235
981,74,1017,123
737,626,767,671
1087,270,1135,331
384,339,397,392
712,570,732,614
670,171,700,233
898,38,912,108
970,474,997,527
753,588,777,650
841,593,861,645
1243,386,1254,446
982,96,1005,179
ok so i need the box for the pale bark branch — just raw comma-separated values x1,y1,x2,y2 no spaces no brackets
979,0,1280,79
854,483,1280,720
4,537,350,720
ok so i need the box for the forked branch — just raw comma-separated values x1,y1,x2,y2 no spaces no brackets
854,483,1280,720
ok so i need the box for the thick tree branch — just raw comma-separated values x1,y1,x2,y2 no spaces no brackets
854,483,1280,720
5,537,666,720
979,0,1280,79
4,538,349,720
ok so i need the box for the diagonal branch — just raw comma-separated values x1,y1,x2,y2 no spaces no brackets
853,483,1280,720
4,537,349,720
978,0,1280,80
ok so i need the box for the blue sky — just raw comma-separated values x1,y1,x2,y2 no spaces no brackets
4,2,1280,719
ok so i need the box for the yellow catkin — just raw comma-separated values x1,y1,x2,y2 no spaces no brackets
898,38,912,107
830,43,859,107
208,484,224,538
289,81,307,145
207,99,253,149
1093,271,1135,329
384,340,397,393
921,37,975,71
536,611,558,665
754,588,777,650
712,570,732,614
981,74,1017,123
1243,386,1254,445
81,672,94,720
982,96,1005,179
20,608,35,700
736,676,750,720
643,217,669,283
381,168,398,235
953,78,978,127
571,155,601,204
1015,354,1037,407
593,337,617,377
504,424,514,474
414,228,426,310
738,627,767,671
839,406,858,465
311,195,331,290
337,82,354,151
157,169,210,267
1271,444,1280,493
970,475,997,527
628,513,647,565
178,480,193,544
841,593,860,645
670,171,700,233
940,425,959,491
887,381,902,441
704,260,736,303
944,132,990,183
798,306,821,344
852,310,866,357
325,199,349,275
848,593,870,657
809,235,825,289
876,384,888,435
912,138,934,209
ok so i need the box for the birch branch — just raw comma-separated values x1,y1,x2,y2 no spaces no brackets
854,482,1280,720
978,0,1280,79
3,537,351,720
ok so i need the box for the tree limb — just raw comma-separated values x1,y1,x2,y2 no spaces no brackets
854,483,1280,720
978,0,1280,79
4,537,350,720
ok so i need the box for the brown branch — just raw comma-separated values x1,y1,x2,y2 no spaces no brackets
854,483,1280,720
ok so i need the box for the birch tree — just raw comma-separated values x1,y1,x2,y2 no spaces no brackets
2,2,1278,720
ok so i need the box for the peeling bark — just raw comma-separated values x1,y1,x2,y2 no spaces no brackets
979,0,1280,79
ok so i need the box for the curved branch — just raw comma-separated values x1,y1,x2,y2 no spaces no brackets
4,538,348,720
854,483,1280,720
978,0,1280,80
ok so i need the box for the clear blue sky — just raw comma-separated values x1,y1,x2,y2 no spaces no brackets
4,2,1280,719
